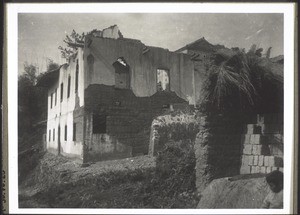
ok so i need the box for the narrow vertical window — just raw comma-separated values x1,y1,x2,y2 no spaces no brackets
67,75,71,98
73,123,76,141
49,130,51,141
60,83,63,102
55,88,57,106
53,128,55,141
75,60,79,93
87,54,94,74
64,125,67,141
50,93,53,108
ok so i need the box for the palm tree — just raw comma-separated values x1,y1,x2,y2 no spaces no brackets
199,48,283,114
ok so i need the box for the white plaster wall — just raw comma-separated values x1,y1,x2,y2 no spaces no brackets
46,48,84,158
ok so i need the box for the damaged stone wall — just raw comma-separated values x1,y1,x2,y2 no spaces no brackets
83,35,196,104
83,84,188,162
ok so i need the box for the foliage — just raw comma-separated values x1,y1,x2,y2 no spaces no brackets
22,140,199,208
148,140,199,208
18,60,59,182
199,48,283,114
58,29,100,60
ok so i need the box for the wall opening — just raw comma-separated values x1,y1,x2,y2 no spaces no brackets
55,88,57,106
60,83,64,102
113,57,130,89
93,114,106,134
50,93,53,108
87,54,94,74
67,75,71,98
75,60,79,93
64,125,67,141
53,128,55,141
73,123,76,141
157,69,170,91
49,130,51,142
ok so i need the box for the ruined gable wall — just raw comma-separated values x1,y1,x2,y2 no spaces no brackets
83,36,195,104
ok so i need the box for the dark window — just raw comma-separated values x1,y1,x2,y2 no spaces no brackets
50,93,53,108
87,54,94,74
67,75,71,98
53,128,55,141
75,60,79,93
73,123,76,141
55,88,57,106
65,125,67,141
49,130,51,141
113,57,130,89
157,69,170,91
60,83,63,102
93,114,106,134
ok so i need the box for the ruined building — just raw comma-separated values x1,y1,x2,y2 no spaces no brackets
38,25,222,162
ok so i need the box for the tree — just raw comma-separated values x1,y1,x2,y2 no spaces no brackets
199,48,283,114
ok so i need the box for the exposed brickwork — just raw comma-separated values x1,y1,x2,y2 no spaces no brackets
83,84,188,162
240,114,283,174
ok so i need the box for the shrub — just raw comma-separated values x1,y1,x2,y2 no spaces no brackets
143,140,199,208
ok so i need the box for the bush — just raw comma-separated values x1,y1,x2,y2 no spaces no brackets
143,140,199,208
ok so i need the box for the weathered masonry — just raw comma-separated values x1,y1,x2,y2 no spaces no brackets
38,25,220,162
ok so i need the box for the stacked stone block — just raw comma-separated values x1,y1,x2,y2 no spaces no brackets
240,114,283,174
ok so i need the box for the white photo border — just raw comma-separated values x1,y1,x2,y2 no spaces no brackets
6,2,296,214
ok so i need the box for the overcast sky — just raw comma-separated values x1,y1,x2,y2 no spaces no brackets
18,13,283,75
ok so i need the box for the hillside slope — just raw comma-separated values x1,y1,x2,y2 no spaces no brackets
197,174,270,208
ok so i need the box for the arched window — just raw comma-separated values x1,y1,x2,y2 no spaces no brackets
112,57,130,89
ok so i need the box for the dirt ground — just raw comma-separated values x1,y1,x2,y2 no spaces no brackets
19,153,156,208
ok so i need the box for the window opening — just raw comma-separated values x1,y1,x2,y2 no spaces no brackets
50,93,53,108
55,88,57,106
75,60,79,93
60,83,63,102
157,69,170,91
65,125,67,141
73,123,76,141
87,54,94,74
67,75,71,98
